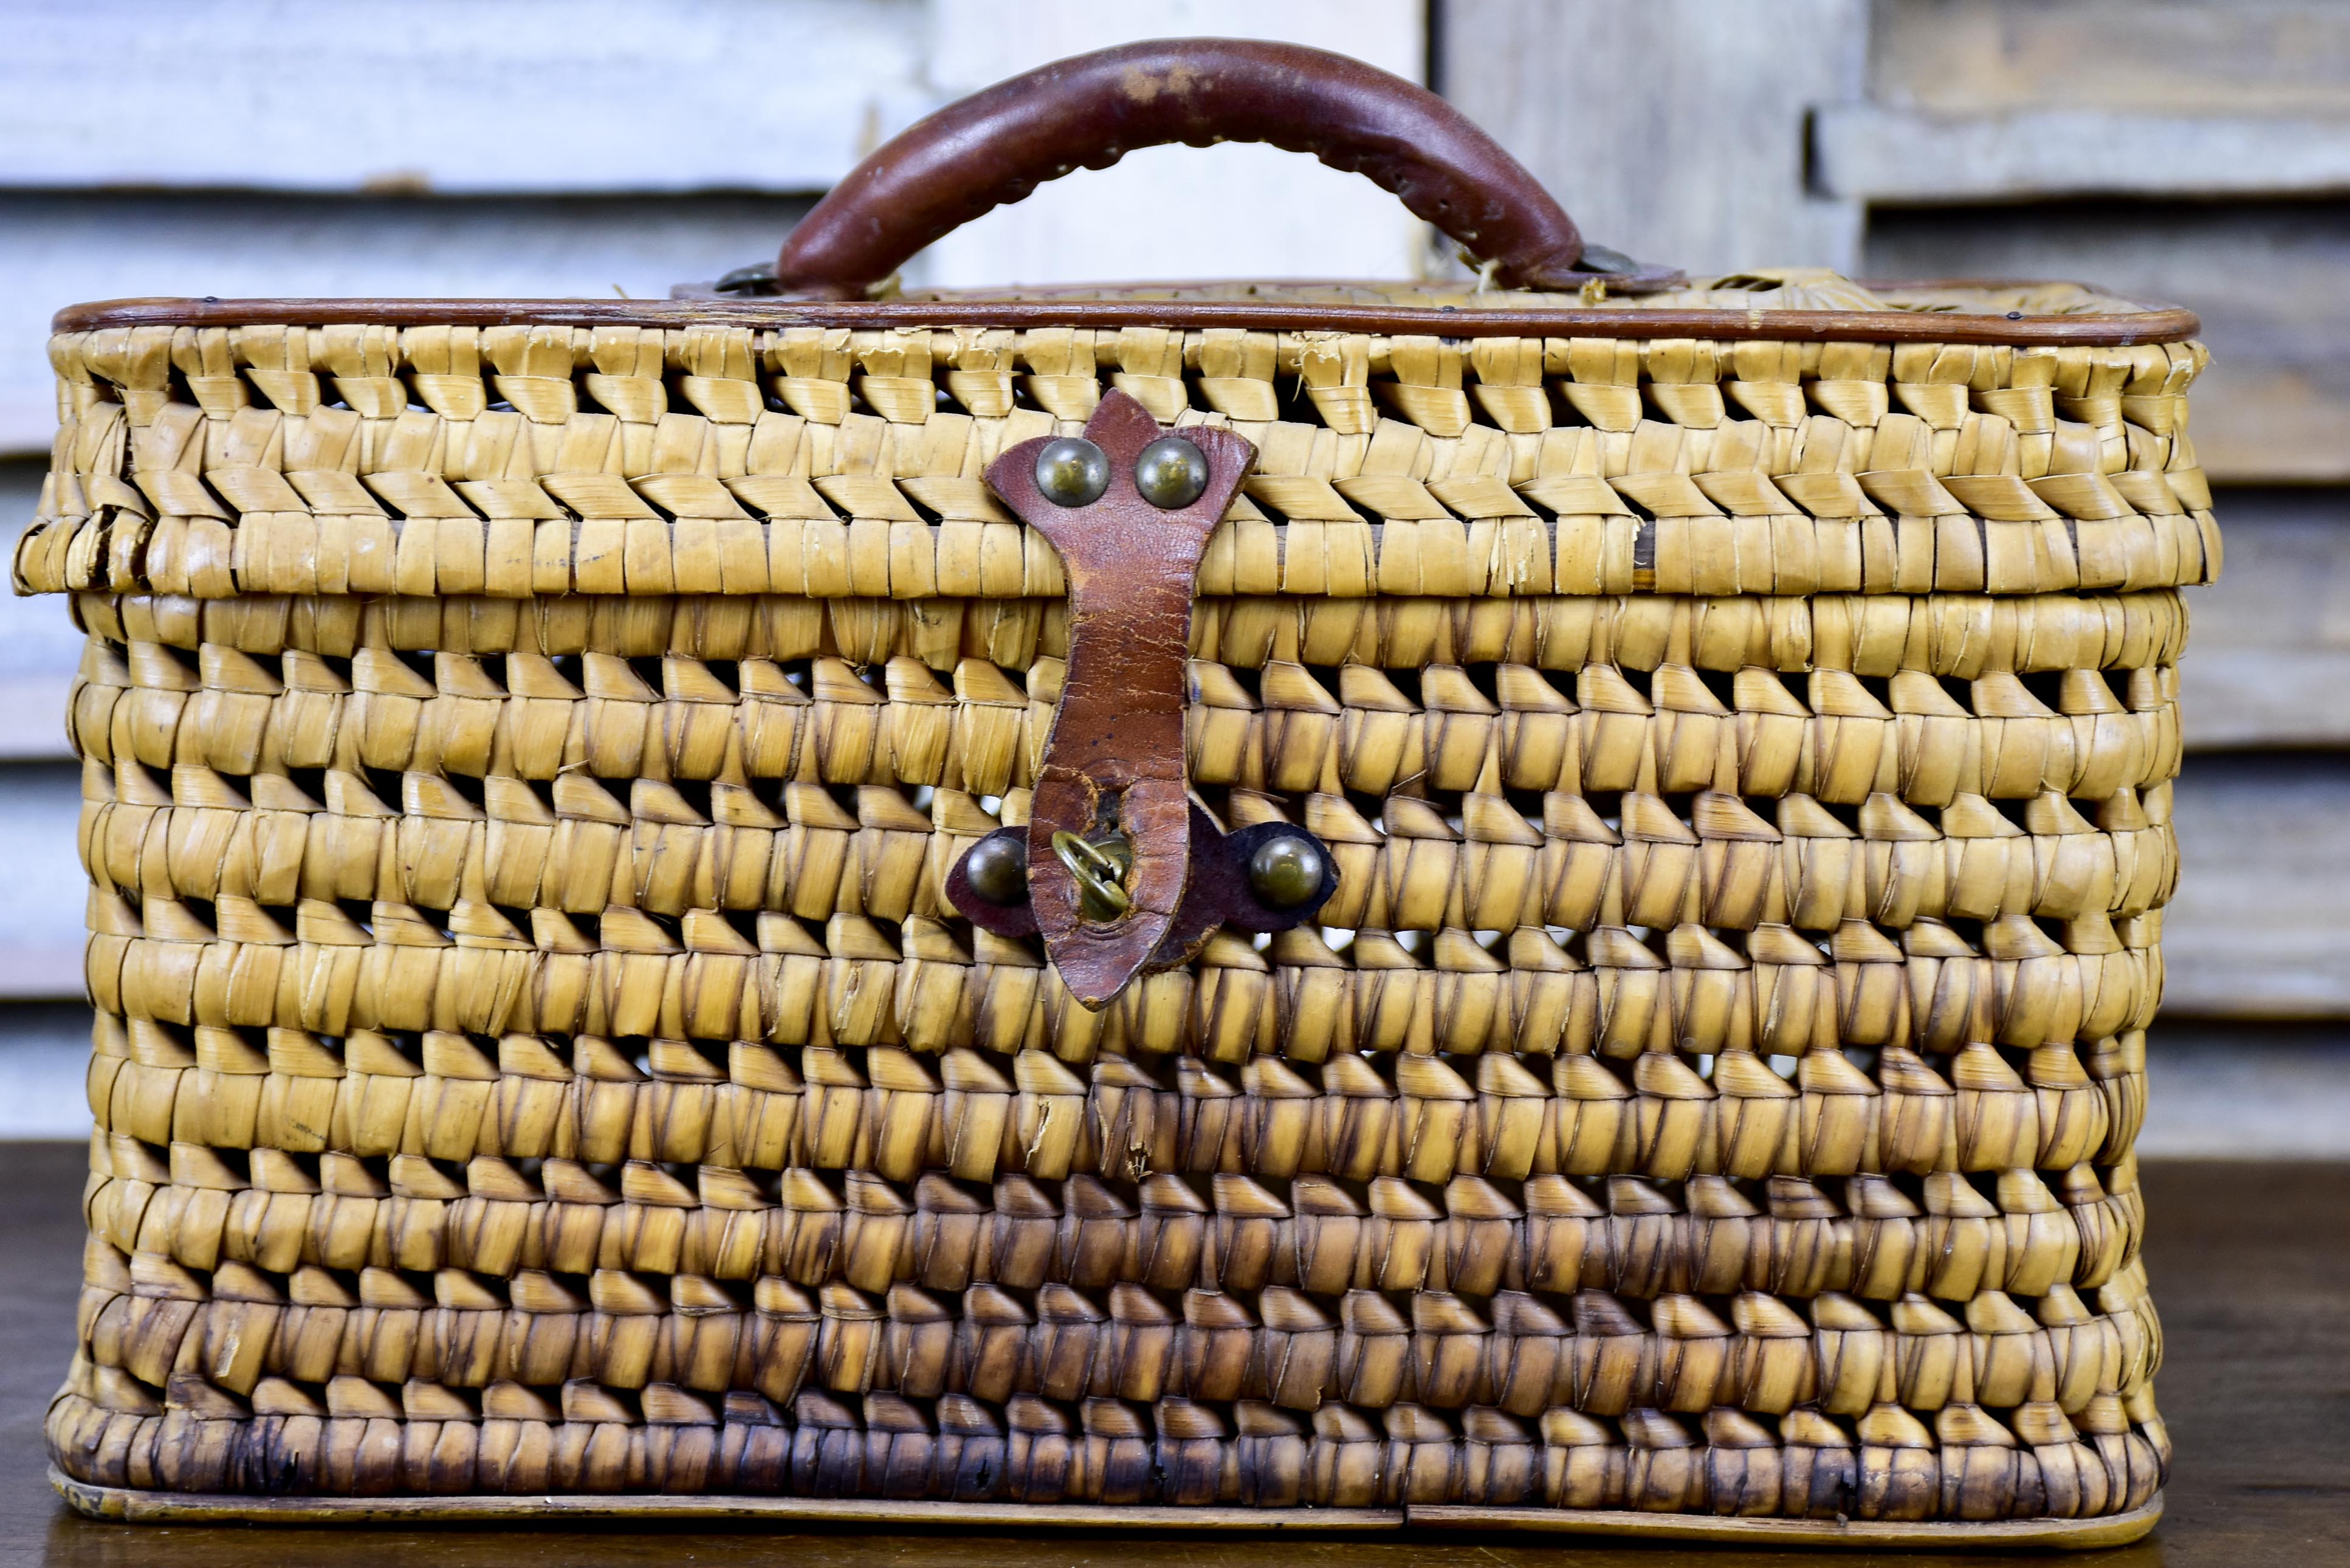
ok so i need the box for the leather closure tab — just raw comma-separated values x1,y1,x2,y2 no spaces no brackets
981,390,1253,1008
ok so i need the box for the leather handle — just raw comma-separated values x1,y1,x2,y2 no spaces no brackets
984,390,1255,1008
775,38,1651,299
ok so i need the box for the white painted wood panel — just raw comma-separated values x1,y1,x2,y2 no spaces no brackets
0,193,809,452
2184,650,2350,752
2163,757,2350,1017
2132,1024,2350,1160
0,0,925,193
0,678,76,764
1816,108,2350,202
910,0,1431,289
0,764,97,1001
0,1007,98,1138
0,464,86,763
2172,492,2350,750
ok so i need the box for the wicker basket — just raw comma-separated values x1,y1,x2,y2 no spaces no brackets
22,41,2205,1549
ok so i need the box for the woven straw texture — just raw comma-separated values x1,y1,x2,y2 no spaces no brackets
19,281,2207,1524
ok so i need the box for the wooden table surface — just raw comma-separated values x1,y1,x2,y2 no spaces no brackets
2,1144,2341,1568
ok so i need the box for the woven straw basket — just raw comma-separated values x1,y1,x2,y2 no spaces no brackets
23,41,2208,1548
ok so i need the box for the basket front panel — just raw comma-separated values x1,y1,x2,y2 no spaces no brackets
26,319,2193,1522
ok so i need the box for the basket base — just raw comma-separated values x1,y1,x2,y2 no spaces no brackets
52,1468,2160,1550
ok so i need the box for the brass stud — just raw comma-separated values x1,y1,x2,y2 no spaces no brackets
1246,833,1328,910
1034,437,1110,507
960,834,1029,907
1134,435,1209,509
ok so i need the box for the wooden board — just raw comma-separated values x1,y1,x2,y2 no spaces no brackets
1437,0,1867,275
2134,1021,2350,1159
2170,490,2350,749
1867,0,2350,116
1816,108,2350,202
2163,754,2350,1017
1837,2,2350,198
47,1472,2163,1547
0,675,75,762
0,192,811,453
0,0,925,193
0,762,89,1002
2185,648,2350,752
0,1006,92,1140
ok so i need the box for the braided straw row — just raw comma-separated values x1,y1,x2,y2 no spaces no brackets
47,1387,2165,1519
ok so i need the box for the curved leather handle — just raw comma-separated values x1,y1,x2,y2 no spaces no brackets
776,37,1652,298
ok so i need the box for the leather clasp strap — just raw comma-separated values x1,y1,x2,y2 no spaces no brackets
982,390,1252,1007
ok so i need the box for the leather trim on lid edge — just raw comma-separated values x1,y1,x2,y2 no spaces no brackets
51,293,2200,346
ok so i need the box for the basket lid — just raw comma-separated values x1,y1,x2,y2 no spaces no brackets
58,270,2194,349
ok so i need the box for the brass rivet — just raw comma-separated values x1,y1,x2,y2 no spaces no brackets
960,834,1029,907
1034,438,1110,507
1134,436,1209,510
1247,833,1328,910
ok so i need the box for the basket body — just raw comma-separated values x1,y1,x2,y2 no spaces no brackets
21,278,2204,1544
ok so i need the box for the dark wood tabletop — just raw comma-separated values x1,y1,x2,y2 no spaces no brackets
2,1144,2341,1568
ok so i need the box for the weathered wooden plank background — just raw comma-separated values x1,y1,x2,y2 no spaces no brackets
0,0,2341,1140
